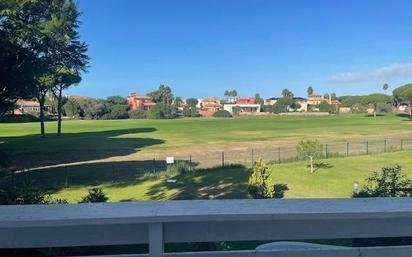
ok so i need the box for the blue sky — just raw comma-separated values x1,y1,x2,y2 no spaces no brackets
68,0,412,99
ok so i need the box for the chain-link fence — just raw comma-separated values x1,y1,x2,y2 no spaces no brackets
155,137,412,170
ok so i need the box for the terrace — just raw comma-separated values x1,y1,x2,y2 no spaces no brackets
2,198,412,256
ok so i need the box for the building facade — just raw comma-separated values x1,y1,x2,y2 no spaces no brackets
127,93,155,111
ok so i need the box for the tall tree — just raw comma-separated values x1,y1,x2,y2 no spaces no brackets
393,84,412,117
281,89,293,98
0,0,88,137
147,85,174,105
254,93,264,106
186,98,198,107
52,68,81,135
307,86,314,96
383,83,389,94
361,93,390,117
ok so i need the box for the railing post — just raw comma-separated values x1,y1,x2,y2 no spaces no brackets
222,151,225,167
325,144,328,159
366,141,369,155
384,139,387,153
149,223,164,257
278,147,281,164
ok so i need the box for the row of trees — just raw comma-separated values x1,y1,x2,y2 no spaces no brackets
0,0,89,137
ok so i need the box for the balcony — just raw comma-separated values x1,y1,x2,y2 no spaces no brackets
1,198,412,256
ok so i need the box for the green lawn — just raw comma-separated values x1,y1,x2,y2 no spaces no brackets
1,114,411,168
8,151,412,203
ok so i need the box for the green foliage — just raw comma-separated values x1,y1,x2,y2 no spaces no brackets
393,84,412,116
248,159,275,198
254,93,264,106
232,106,241,116
353,165,412,198
182,106,200,117
317,101,337,114
307,86,314,96
212,110,232,118
296,140,323,160
274,96,294,112
281,89,294,98
339,95,365,108
361,93,391,116
147,103,178,119
0,183,67,205
166,161,193,175
147,85,174,104
129,109,147,119
186,98,199,107
79,188,108,203
64,98,82,117
106,96,127,105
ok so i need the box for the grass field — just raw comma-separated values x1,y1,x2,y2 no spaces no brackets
1,114,412,171
7,151,411,203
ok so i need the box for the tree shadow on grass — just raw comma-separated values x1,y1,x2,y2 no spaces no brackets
0,128,164,170
4,159,168,194
395,113,412,121
145,165,250,200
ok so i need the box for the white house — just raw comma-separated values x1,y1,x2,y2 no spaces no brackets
223,104,261,114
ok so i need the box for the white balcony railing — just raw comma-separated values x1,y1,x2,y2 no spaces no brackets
1,198,412,256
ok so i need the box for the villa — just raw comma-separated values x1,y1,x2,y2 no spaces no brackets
127,93,155,111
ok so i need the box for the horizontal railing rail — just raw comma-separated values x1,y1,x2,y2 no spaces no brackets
1,198,412,256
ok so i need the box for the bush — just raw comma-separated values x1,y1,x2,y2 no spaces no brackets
79,188,109,203
212,110,232,118
147,103,178,119
166,161,193,174
0,183,68,205
0,114,38,122
182,106,200,117
248,159,275,198
129,109,147,119
317,101,337,114
353,165,412,198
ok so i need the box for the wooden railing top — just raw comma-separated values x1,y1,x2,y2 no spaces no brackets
2,198,412,227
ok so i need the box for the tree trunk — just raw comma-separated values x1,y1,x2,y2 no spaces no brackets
409,101,412,118
309,156,314,173
374,104,377,118
38,94,46,138
57,87,63,135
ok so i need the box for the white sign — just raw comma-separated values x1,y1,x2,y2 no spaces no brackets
166,156,174,164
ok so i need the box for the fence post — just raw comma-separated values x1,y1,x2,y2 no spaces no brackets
153,157,156,173
346,142,350,157
189,154,192,172
366,141,369,155
401,139,404,151
149,223,164,257
325,144,328,159
222,151,225,167
278,147,281,164
384,140,387,153
251,149,254,165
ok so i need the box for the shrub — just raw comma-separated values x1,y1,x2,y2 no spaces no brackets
129,109,147,119
317,101,337,114
248,159,275,199
166,161,193,174
353,165,412,198
182,106,200,117
79,188,109,203
147,103,178,119
296,140,324,173
0,183,67,205
0,114,38,122
212,110,232,118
